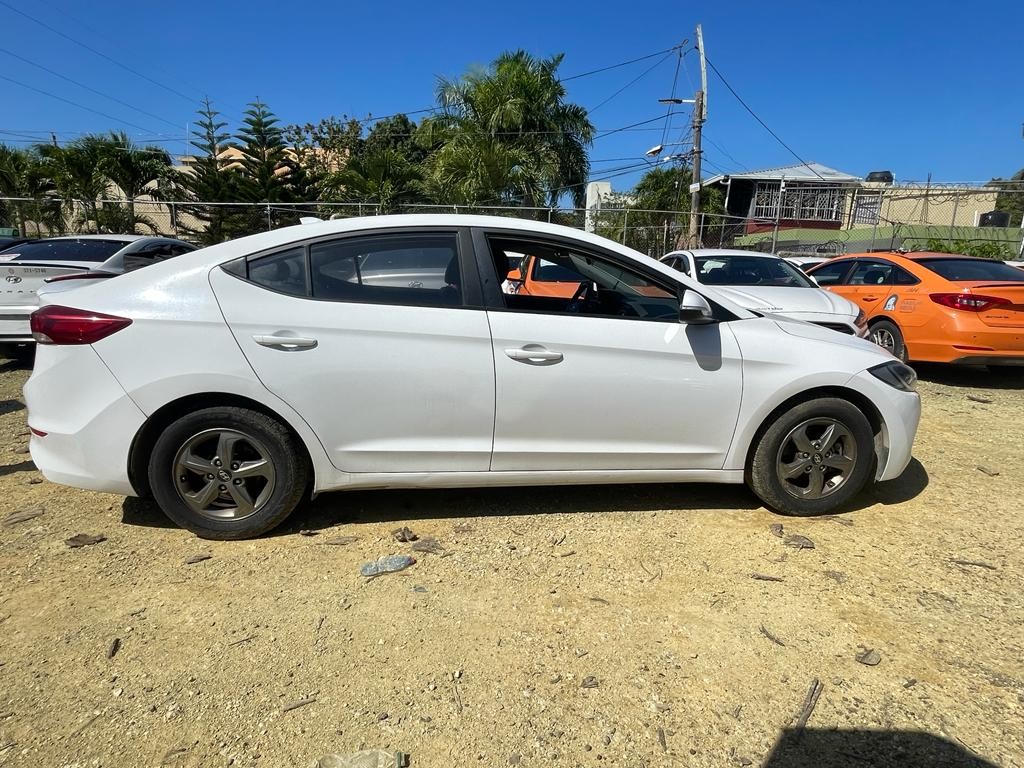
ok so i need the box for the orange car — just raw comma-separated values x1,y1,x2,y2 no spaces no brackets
506,253,669,299
807,251,1024,370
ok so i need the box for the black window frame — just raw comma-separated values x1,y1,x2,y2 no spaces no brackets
470,227,739,323
807,259,857,286
222,226,484,309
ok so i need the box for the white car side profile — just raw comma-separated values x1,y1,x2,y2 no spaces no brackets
25,216,920,539
660,249,869,337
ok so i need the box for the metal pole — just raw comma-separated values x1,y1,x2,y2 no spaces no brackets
771,176,784,253
687,89,705,249
948,191,960,247
621,207,629,244
266,203,272,231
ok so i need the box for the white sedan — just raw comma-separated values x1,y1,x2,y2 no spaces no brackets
660,249,868,337
25,216,920,539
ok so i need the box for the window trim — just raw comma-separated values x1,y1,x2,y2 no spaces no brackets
221,226,485,310
471,227,738,323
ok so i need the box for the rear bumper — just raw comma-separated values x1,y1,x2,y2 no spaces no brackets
24,345,145,495
0,307,34,342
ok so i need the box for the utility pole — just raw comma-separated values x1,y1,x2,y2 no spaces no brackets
687,24,707,248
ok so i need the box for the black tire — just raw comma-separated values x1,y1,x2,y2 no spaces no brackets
748,397,876,516
868,319,907,361
148,406,309,539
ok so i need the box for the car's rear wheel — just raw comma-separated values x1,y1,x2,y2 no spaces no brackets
148,406,309,539
748,397,875,516
869,319,906,361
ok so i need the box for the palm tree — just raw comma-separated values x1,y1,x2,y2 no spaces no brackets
421,50,594,209
98,131,172,233
0,144,60,236
321,148,423,214
38,136,110,233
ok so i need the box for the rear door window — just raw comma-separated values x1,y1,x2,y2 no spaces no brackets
848,261,894,286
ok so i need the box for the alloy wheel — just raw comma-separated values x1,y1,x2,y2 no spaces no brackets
172,428,276,521
871,327,896,353
775,417,858,500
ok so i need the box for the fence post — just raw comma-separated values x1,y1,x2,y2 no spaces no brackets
621,207,629,244
266,203,272,231
948,191,960,247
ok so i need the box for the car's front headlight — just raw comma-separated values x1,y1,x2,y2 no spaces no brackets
868,361,917,392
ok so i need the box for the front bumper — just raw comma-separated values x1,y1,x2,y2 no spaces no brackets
25,345,145,496
845,368,921,482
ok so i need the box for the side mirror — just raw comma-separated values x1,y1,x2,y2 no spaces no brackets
679,289,716,324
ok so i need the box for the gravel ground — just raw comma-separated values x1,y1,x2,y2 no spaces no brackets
0,354,1022,768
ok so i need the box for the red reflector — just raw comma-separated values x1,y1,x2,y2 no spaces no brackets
30,305,132,345
952,344,995,351
930,292,1012,312
29,426,47,437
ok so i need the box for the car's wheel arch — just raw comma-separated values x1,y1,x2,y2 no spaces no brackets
741,386,885,483
128,392,315,498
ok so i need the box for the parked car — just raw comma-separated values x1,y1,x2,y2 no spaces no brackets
1005,260,1024,271
1,235,196,348
25,215,920,539
806,251,1024,370
659,249,868,337
784,255,831,272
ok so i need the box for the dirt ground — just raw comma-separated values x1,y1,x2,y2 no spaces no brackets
0,353,1022,768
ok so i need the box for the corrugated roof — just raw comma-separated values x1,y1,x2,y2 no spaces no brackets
705,162,861,185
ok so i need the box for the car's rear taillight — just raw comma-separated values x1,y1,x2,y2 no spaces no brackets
929,292,1012,312
30,305,132,345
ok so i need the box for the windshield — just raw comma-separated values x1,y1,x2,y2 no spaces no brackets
0,239,128,263
695,254,815,287
917,258,1024,283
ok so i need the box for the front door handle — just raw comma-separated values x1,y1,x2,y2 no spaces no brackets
504,345,563,365
252,334,319,351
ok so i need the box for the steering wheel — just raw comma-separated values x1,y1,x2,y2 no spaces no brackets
566,281,595,313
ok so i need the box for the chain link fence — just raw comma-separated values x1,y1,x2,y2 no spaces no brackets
2,187,1022,259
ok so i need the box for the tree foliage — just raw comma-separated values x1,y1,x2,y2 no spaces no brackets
992,168,1024,228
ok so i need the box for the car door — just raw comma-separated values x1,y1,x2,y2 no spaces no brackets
475,229,744,472
844,259,896,316
209,227,496,473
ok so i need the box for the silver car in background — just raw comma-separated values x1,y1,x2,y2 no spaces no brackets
660,248,868,337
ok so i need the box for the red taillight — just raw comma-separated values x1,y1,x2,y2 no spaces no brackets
30,305,132,345
929,292,1012,312
29,426,47,437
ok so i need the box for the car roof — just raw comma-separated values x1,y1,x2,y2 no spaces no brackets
665,248,783,260
837,250,989,262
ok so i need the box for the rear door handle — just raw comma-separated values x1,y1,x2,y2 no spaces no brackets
252,334,318,351
504,345,563,364
862,296,878,302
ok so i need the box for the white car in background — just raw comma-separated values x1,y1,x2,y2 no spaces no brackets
1,235,195,348
660,249,868,337
25,215,919,539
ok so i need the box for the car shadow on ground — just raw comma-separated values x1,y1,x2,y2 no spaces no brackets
121,457,929,536
0,459,35,478
763,727,995,767
914,363,1023,390
0,398,25,416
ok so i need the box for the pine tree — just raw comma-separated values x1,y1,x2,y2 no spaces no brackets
176,98,240,245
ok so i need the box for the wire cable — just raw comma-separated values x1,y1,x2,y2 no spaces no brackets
0,0,196,103
704,54,823,180
560,43,686,82
0,48,183,130
0,73,156,133
588,53,674,114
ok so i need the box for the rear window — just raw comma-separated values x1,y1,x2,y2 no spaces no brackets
3,239,127,263
917,258,1024,283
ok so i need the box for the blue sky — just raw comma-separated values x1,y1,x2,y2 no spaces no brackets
1,0,1022,192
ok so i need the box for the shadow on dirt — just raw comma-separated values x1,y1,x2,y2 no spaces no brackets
122,456,929,537
0,398,25,416
915,363,1023,390
0,459,35,478
764,727,995,767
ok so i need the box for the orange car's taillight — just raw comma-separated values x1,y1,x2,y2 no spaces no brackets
929,293,1012,312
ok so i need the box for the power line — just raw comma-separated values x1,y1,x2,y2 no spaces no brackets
0,0,196,104
659,50,684,148
560,43,686,82
0,73,156,133
587,53,675,114
703,54,823,180
0,48,183,130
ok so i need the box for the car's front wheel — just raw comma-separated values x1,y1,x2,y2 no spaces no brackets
748,397,875,516
148,406,309,539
